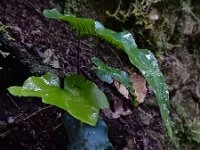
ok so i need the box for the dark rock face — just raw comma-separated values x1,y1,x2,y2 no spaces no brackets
0,0,199,149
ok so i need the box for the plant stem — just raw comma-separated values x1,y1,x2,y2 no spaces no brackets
77,38,81,74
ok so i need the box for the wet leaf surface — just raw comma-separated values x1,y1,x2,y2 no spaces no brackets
8,73,109,126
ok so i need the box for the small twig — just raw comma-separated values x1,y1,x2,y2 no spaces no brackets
80,41,93,49
0,131,10,137
6,94,19,109
80,68,92,80
23,105,53,121
52,123,62,132
77,39,81,74
23,0,44,20
108,0,122,17
110,48,125,69
145,1,153,13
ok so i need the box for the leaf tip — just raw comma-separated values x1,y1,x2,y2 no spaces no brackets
7,86,22,96
43,8,62,19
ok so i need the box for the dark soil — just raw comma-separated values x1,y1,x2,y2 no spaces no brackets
0,0,174,149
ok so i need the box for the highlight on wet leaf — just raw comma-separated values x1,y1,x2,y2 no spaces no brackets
8,73,109,126
43,9,173,139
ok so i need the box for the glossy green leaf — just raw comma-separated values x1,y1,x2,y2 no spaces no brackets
43,9,96,36
92,57,135,96
94,68,113,84
43,9,173,139
8,73,109,126
62,113,113,150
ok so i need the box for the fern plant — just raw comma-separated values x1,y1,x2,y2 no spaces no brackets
43,9,173,140
7,8,173,147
